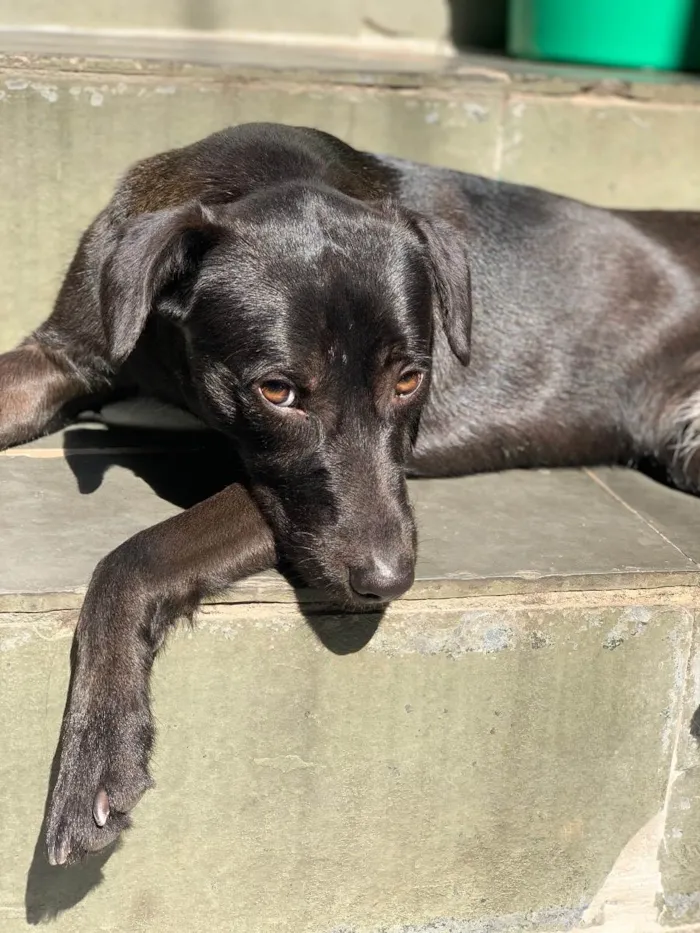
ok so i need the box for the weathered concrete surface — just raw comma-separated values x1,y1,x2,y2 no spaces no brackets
2,53,700,347
1,595,693,932
659,613,700,929
2,431,700,929
0,0,452,45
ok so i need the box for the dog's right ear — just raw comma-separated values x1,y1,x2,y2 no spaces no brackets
99,201,226,368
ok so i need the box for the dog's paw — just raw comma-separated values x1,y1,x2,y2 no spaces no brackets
46,711,154,865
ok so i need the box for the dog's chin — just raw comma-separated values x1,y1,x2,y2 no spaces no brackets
281,559,391,613
319,591,391,614
329,591,391,614
306,577,391,613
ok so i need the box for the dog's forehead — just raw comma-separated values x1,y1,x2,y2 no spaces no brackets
204,200,426,306
194,187,433,373
226,265,428,371
229,242,429,360
229,191,415,282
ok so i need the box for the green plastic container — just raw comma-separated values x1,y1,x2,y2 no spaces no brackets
508,0,700,70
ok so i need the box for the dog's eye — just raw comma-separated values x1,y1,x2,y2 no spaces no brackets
394,371,423,398
259,380,297,408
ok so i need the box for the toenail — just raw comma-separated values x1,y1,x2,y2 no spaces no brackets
93,788,110,827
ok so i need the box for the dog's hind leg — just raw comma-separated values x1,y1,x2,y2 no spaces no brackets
656,389,700,494
634,355,700,494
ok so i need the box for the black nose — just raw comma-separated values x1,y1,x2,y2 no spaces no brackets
349,558,414,603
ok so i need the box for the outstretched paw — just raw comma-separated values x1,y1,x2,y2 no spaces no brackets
46,709,153,865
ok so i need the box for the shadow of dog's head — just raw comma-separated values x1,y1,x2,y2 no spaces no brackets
101,181,472,607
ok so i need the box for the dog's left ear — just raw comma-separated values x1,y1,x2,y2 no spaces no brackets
409,214,472,366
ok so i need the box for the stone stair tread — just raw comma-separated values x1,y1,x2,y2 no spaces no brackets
2,425,698,605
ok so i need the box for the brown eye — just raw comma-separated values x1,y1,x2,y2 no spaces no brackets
394,370,423,398
259,380,297,408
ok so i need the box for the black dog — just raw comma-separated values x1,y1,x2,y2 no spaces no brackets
2,122,699,864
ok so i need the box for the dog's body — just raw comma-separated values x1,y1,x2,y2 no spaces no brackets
2,123,700,864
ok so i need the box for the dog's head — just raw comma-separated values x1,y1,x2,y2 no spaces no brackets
100,182,471,607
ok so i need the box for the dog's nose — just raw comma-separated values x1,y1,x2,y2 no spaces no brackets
349,557,414,603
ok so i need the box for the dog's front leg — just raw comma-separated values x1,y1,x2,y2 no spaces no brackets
46,483,275,865
0,341,92,449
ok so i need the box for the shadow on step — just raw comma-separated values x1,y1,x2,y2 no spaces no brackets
62,424,239,509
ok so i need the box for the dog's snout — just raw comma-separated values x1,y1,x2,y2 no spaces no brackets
349,556,414,603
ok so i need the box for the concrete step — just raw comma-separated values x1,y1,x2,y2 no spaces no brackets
0,0,504,57
2,49,700,351
0,0,454,51
3,423,700,931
